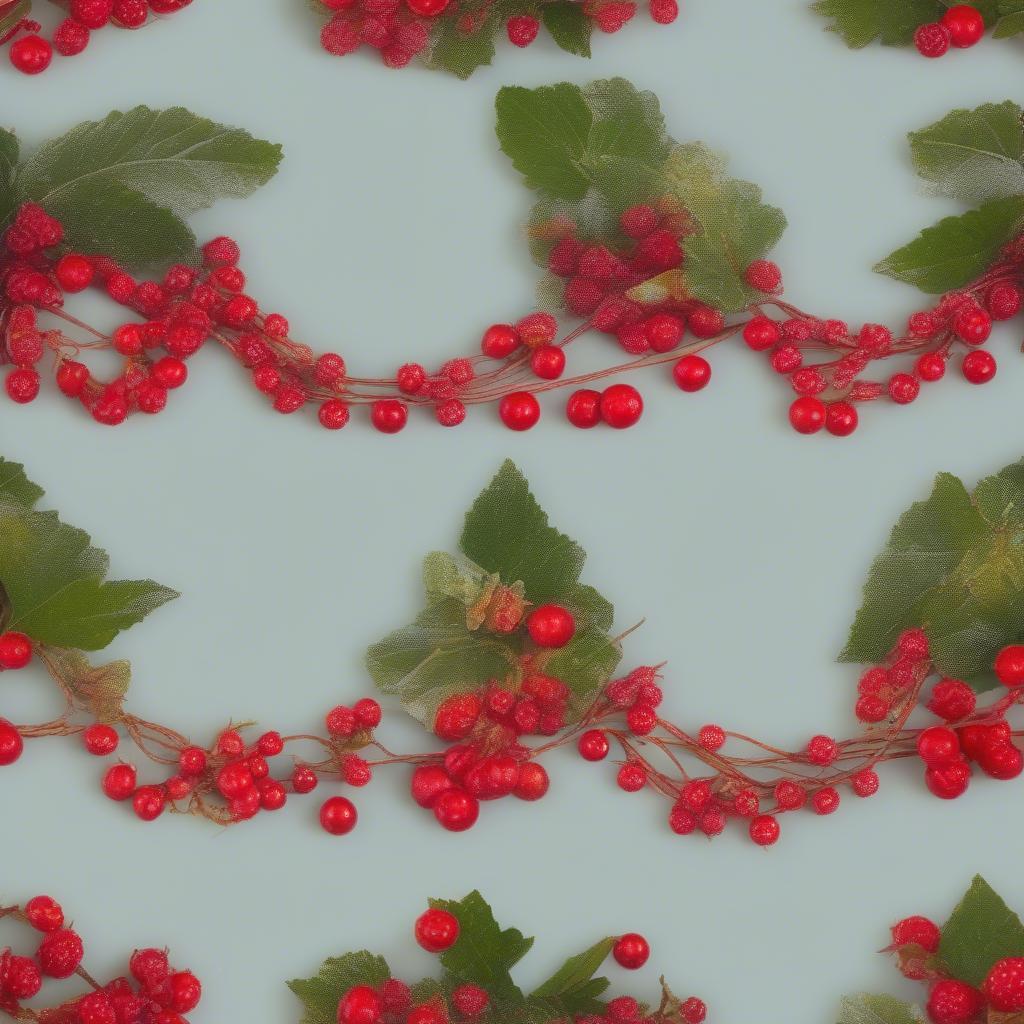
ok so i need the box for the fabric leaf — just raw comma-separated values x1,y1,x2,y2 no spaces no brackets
835,994,926,1024
43,648,132,723
426,2,499,79
531,937,613,1014
542,3,592,55
0,126,18,228
812,0,944,47
0,457,43,511
542,626,621,711
939,876,1024,987
288,953,391,1024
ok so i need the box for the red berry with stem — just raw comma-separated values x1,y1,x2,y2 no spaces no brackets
133,785,166,821
742,316,780,351
293,765,318,794
983,957,1024,1012
851,768,880,797
926,979,984,1024
338,986,383,1024
526,604,575,648
101,762,136,800
673,355,711,392
825,402,858,437
566,389,601,428
55,254,94,292
600,384,643,428
807,734,838,766
749,814,780,846
914,22,951,57
168,971,202,1014
411,765,453,808
433,788,479,831
83,723,119,756
616,762,646,792
320,796,358,835
812,787,840,815
480,324,520,359
415,907,460,952
578,730,610,761
150,356,187,389
788,396,825,434
888,373,920,404
0,631,32,669
499,391,540,431
926,678,976,721
962,350,996,383
613,933,649,970
698,724,725,751
10,36,53,74
25,896,64,933
531,345,565,379
995,644,1024,686
892,916,941,952
941,4,985,46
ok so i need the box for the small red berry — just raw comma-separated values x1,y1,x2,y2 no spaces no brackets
698,724,725,751
411,765,453,808
432,788,479,831
914,22,952,57
926,678,976,721
995,644,1024,686
513,761,549,801
167,971,202,1014
825,401,858,437
600,383,643,428
506,14,540,45
788,396,825,434
83,723,119,756
531,345,565,379
319,796,358,835
37,929,84,979
499,391,540,431
673,354,711,392
371,399,408,433
916,352,946,381
480,323,520,359
962,349,996,383
806,734,838,766
851,768,880,797
526,604,575,648
25,895,64,933
892,915,941,952
133,785,166,821
749,814,780,846
811,787,840,815
10,35,52,74
566,388,601,428
578,730,610,761
434,693,481,741
451,984,489,1018
925,759,971,799
5,367,40,404
927,979,984,1024
338,985,383,1024
415,907,460,952
612,933,649,970
293,765,318,794
616,762,646,792
680,998,706,1024
917,726,960,766
888,373,920,404
0,631,32,669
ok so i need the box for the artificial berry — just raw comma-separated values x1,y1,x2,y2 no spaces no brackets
673,355,711,392
354,697,382,728
37,928,84,978
293,765,318,794
415,907,460,952
914,22,951,57
320,796,358,835
917,353,946,381
578,730,610,761
3,956,41,999
749,814,780,846
811,787,840,815
600,384,643,428
133,785,166,821
612,933,649,970
995,644,1024,686
941,4,985,47
825,401,858,437
888,373,919,404
925,760,970,799
507,14,540,45
0,631,32,669
452,984,489,1017
788,396,825,434
433,788,479,831
616,762,646,792
481,324,520,359
6,368,40,404
851,769,880,797
806,734,838,766
926,678,975,721
566,389,601,428
371,399,408,433
962,350,995,384
513,762,549,801
531,345,565,379
680,998,706,1024
25,895,64,933
338,985,384,1024
526,604,575,648
499,391,540,431
167,971,202,1013
10,35,52,74
83,723,119,756
917,726,960,766
892,916,941,952
983,957,1024,1012
434,693,480,741
926,979,984,1024
411,765,453,808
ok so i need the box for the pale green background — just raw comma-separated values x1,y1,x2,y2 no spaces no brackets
1,2,1022,1021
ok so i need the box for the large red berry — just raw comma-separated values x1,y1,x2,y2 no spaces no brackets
925,760,970,799
565,389,601,428
0,631,32,669
4,955,42,999
406,0,450,14
319,796,358,835
337,985,383,1024
892,916,940,952
926,979,984,1024
983,957,1024,1012
499,391,540,431
513,761,549,801
132,785,166,821
917,726,960,766
480,324,520,359
941,4,985,46
415,907,460,952
995,644,1024,687
411,765,453,808
83,723,119,756
526,605,575,648
371,399,408,433
167,971,202,1013
9,35,52,74
673,355,711,393
600,384,643,428
432,788,479,831
129,947,169,988
788,396,825,434
612,933,649,969
37,929,84,978
531,345,565,380
926,678,975,721
962,350,996,384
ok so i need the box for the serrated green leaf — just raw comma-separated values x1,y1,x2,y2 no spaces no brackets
543,626,621,712
0,458,43,512
288,952,391,1024
0,126,18,228
0,507,177,650
425,1,499,79
842,461,1024,687
874,195,1024,293
531,937,613,1014
812,0,943,47
429,891,533,1007
994,10,1024,33
585,79,670,171
15,106,282,270
835,994,925,1024
566,583,614,632
660,143,786,312
542,2,592,55
908,101,1024,205
365,598,521,728
939,876,1024,987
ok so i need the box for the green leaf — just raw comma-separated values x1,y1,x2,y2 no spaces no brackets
995,0,1024,33
15,106,282,270
842,461,1024,688
0,458,43,512
939,876,1024,987
835,994,925,1024
812,0,943,47
0,507,177,650
429,891,533,1008
660,143,786,312
874,195,1024,293
365,598,520,728
288,952,391,1024
0,126,18,228
543,625,621,712
426,2,499,79
496,84,594,200
908,101,1024,205
542,3,592,56
531,937,613,1014
460,461,587,606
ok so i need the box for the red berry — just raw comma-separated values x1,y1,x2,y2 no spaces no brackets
620,205,658,238
55,254,94,292
680,998,706,1024
406,0,450,15
806,734,838,766
3,955,41,999
855,694,889,723
600,383,643,428
338,985,383,1024
371,399,408,433
433,788,479,831
37,929,84,978
133,785,166,821
293,765,318,794
168,971,202,1014
687,306,723,338
953,307,992,344
415,907,460,952
53,18,90,55
102,762,136,800
645,313,684,352
0,631,32,669
851,769,880,797
825,401,858,437
319,796,358,835
917,353,946,382
673,354,711,392
616,762,646,792
978,742,1023,780
888,373,920,404
397,363,426,395
983,957,1024,1012
9,35,52,74
745,260,782,293
566,388,601,428
526,604,575,648
995,644,1024,686
788,396,825,434
83,723,119,756
434,693,481,741
506,14,540,45
917,726,960,766
578,730,610,761
749,814,780,846
5,367,40,404
130,947,169,988
697,724,725,751
962,349,996,383
927,979,984,1024
926,678,976,721
742,316,780,351
612,933,649,970
892,915,940,951
499,391,540,431
914,22,951,57
411,765,453,808
435,398,466,427
481,323,520,359
452,984,489,1018
774,780,806,810
513,761,549,801
988,282,1022,320
941,4,985,47
925,759,970,799
811,787,840,815
531,345,565,379
353,697,382,728
25,895,64,933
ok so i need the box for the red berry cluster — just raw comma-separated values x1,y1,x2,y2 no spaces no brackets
315,0,677,68
3,0,194,76
889,914,1024,1024
0,896,199,1024
912,4,986,58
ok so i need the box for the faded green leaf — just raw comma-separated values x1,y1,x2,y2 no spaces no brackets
0,506,177,650
661,143,786,312
842,461,1024,688
908,101,1024,205
543,625,621,712
874,195,1024,293
43,648,131,723
835,994,925,1024
939,876,1024,987
542,2,592,55
812,0,944,47
430,891,533,1008
0,126,18,228
288,952,391,1024
426,2,499,79
0,458,43,512
994,3,1024,36
531,937,613,1014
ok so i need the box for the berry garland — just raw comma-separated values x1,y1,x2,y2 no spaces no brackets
2,86,1022,436
814,0,1022,59
843,875,1024,1024
3,454,1024,840
290,892,708,1024
0,895,201,1022
0,0,193,76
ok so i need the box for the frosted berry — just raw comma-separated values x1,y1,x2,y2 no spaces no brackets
680,998,706,1024
926,979,984,1024
600,384,643,428
83,723,119,756
452,984,489,1017
914,22,951,57
788,396,825,434
892,915,940,952
851,768,880,797
102,762,136,800
917,353,946,382
168,971,202,1013
38,928,84,978
616,762,646,792
806,734,838,766
612,933,649,970
578,730,610,761
926,678,976,721
10,35,53,74
811,787,840,815
995,644,1024,686
673,355,711,393
354,697,382,728
320,796,358,835
983,957,1024,1012
526,604,575,648
4,956,41,999
499,391,540,431
6,367,40,404
698,724,725,751
745,260,782,293
941,4,985,47
293,765,318,794
338,985,384,1024
506,14,539,45
888,373,919,404
962,350,996,383
0,631,33,669
566,389,601,428
434,693,481,741
54,18,90,55
749,814,780,846
415,907,460,952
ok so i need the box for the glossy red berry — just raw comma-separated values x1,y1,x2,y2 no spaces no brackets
983,957,1024,1012
612,933,649,970
499,391,540,430
371,399,408,433
406,0,450,15
415,907,460,952
0,631,32,669
434,693,481,741
680,998,706,1024
925,759,970,799
788,396,825,434
672,354,711,392
888,373,920,404
917,726,960,766
514,762,549,801
432,788,479,831
319,796,358,835
411,765,453,808
531,345,565,379
743,316,780,351
338,985,384,1024
101,762,136,800
25,896,64,933
825,401,858,437
616,762,646,792
578,730,610,761
811,787,840,815
293,765,318,794
806,734,838,766
168,971,202,1014
566,389,601,428
941,4,985,46
600,384,643,428
132,785,166,821
916,353,946,382
83,723,119,756
995,644,1024,686
526,604,575,648
892,916,941,952
962,350,996,383
926,678,976,721
10,35,53,74
481,324,520,359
